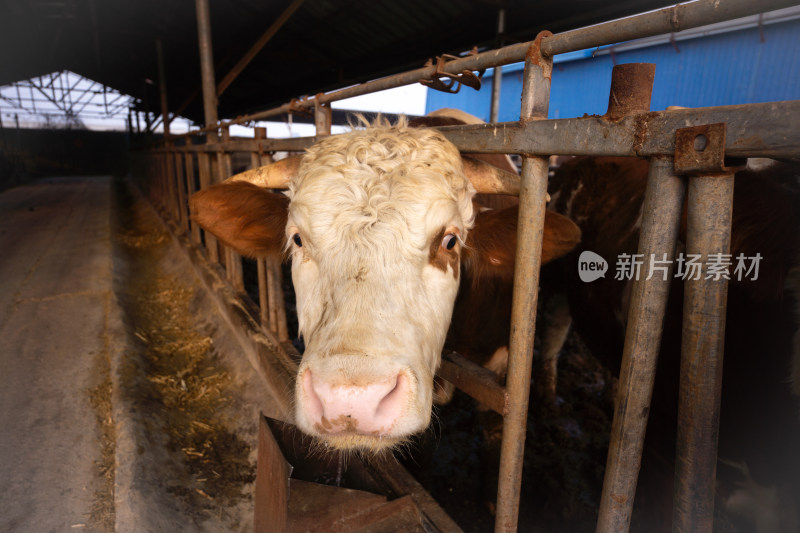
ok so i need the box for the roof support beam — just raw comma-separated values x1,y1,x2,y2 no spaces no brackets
216,0,306,98
156,39,171,136
195,0,218,136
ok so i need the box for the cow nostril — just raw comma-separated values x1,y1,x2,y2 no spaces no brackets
375,373,408,420
302,369,324,422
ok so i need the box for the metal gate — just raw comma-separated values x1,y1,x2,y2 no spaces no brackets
142,0,800,530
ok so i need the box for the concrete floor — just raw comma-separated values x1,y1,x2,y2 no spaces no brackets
0,177,115,532
0,177,282,532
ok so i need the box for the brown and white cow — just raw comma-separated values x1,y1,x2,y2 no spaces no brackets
190,116,580,451
544,156,800,531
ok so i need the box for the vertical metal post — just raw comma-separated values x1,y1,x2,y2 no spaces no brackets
252,127,274,333
165,149,178,221
174,150,188,232
195,0,218,137
185,150,201,244
194,0,221,264
594,62,681,533
314,99,332,136
219,125,244,291
197,150,219,263
596,158,686,532
494,31,552,533
489,8,506,124
672,172,734,532
156,38,171,138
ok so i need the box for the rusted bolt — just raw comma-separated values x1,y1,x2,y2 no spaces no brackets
694,134,708,152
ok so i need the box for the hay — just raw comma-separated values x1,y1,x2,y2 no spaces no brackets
113,183,256,528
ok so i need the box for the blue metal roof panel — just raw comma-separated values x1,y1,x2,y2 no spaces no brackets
426,18,800,121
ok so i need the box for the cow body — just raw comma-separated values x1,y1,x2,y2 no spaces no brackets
545,156,800,530
190,116,580,451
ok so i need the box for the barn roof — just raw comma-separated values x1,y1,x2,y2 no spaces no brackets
0,0,678,125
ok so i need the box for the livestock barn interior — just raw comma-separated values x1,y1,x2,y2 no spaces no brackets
1,1,799,532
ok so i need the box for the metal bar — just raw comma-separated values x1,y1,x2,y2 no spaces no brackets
195,0,218,138
490,8,505,124
494,31,553,533
185,151,201,245
169,100,800,159
219,127,245,291
542,0,798,57
163,150,178,222
271,260,289,342
314,100,332,136
187,0,794,132
156,38,171,137
216,0,306,97
596,158,687,532
437,352,506,415
258,259,272,333
605,63,655,120
250,127,275,334
673,172,734,532
436,100,800,159
197,151,219,263
266,259,280,334
174,152,188,232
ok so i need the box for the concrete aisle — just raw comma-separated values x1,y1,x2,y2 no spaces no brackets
0,177,284,533
0,177,114,532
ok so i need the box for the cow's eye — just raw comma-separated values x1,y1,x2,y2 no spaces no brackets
442,233,458,251
292,233,303,247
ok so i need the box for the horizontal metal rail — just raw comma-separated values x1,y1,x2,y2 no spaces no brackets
158,100,800,160
183,0,797,134
439,101,800,158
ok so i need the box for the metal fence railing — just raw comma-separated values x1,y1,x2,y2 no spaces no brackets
142,0,800,530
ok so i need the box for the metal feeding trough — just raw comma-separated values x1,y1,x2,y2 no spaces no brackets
254,415,431,532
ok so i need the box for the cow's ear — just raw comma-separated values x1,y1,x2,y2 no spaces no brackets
190,181,289,259
463,205,581,281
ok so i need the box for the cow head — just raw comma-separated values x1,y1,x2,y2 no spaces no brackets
190,119,580,451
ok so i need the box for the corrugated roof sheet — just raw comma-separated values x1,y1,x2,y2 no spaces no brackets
426,16,800,121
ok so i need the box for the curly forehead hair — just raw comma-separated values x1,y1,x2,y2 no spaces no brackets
289,115,475,230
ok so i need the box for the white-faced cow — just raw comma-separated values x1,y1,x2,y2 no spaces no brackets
190,115,580,451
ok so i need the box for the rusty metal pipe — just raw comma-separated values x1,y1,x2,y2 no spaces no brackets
494,32,552,533
489,8,505,124
673,172,734,532
438,100,800,159
218,126,245,291
606,63,656,120
191,0,793,132
174,152,188,232
596,157,687,533
172,100,800,160
594,61,677,533
196,151,219,263
185,152,201,245
156,38,170,137
314,100,332,136
195,0,218,137
542,0,797,57
438,352,506,415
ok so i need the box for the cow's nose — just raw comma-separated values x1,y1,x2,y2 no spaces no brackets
301,369,408,435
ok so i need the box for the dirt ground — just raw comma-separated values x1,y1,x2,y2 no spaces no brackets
109,179,282,532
